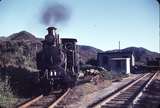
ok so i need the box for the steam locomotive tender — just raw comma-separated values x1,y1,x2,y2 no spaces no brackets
36,27,79,90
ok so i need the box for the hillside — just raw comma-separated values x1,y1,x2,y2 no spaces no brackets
0,31,42,69
79,45,103,64
122,47,159,65
0,31,102,69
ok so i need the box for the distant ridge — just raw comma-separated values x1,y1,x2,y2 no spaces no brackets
8,31,37,41
105,47,159,65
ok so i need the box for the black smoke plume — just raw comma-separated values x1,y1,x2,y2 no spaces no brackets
41,3,71,26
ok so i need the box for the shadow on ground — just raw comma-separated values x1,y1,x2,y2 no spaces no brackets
0,66,40,98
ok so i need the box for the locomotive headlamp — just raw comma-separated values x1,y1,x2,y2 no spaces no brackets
50,71,53,76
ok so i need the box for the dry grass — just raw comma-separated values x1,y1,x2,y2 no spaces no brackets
0,79,18,108
59,79,111,106
80,80,111,95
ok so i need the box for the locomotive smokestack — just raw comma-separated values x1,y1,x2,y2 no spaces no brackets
46,26,60,46
47,26,57,35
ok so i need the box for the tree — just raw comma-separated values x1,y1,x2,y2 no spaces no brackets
86,58,97,66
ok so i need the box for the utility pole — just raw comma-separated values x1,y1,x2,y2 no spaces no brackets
119,41,121,51
157,0,160,53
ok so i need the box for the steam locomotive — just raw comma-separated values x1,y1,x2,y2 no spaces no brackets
36,27,79,91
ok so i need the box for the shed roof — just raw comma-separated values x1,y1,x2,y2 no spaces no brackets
111,58,130,60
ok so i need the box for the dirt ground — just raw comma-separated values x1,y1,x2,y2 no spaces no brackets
58,74,139,108
58,76,111,107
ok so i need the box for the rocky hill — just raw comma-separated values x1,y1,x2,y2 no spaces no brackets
79,45,103,64
0,31,42,69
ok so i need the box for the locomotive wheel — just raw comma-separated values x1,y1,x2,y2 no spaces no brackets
39,77,52,95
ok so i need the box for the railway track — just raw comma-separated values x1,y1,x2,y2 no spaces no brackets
133,72,160,108
90,72,157,108
18,88,70,108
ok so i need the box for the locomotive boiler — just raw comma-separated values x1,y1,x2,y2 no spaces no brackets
36,27,79,91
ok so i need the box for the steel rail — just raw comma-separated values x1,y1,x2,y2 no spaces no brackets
18,95,43,108
48,88,71,108
92,73,151,108
132,72,158,105
18,88,70,108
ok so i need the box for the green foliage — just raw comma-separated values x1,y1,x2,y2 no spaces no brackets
0,66,39,107
0,76,18,108
0,40,40,69
86,58,97,66
0,66,39,98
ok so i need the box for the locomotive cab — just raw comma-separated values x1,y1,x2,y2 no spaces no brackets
61,38,79,77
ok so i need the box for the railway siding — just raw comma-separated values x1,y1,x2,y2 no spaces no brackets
90,72,157,108
133,72,160,108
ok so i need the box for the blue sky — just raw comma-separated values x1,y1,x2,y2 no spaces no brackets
0,0,159,52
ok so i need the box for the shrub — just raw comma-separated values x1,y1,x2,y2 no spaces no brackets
86,58,97,66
